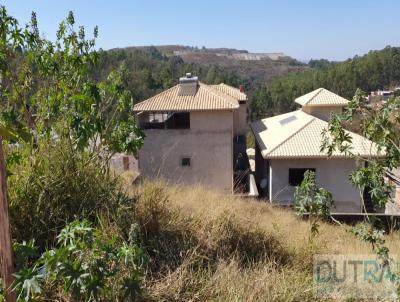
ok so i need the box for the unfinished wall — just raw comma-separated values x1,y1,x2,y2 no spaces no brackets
270,158,362,213
302,106,343,121
138,110,234,193
233,102,247,137
254,142,269,197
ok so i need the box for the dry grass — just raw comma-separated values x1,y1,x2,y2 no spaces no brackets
126,181,400,301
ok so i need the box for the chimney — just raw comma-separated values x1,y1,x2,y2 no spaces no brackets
178,73,199,96
239,85,244,93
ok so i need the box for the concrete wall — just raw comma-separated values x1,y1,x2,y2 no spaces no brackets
270,158,362,213
254,142,270,197
302,106,343,121
233,103,247,137
138,110,234,193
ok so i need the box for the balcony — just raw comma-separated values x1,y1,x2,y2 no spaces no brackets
138,111,190,130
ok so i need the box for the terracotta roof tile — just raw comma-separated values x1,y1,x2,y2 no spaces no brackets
210,83,247,101
133,82,241,112
295,88,349,107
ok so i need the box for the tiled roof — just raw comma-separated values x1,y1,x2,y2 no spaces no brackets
251,110,382,159
210,83,247,101
295,88,349,107
133,82,241,112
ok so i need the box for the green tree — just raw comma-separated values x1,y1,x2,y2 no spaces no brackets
0,9,144,159
322,89,400,292
294,170,333,241
0,7,144,298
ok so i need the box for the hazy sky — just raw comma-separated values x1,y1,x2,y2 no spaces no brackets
2,0,400,61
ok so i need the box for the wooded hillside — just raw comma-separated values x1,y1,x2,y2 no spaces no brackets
251,46,400,120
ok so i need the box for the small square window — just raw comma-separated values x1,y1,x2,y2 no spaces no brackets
288,168,315,186
181,157,191,167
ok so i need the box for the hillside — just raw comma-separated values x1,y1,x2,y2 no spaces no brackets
108,45,308,88
97,45,400,122
126,180,400,301
251,46,400,120
92,46,245,106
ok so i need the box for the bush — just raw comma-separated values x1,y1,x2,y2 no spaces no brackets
8,140,133,249
11,220,146,301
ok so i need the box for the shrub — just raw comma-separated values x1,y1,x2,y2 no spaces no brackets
8,140,133,249
11,220,146,301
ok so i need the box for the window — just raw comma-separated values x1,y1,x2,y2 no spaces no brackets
181,157,191,167
288,168,315,186
139,112,190,129
166,112,190,129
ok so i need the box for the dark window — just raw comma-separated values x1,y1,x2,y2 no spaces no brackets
288,168,315,186
140,112,190,129
181,157,191,167
166,112,190,129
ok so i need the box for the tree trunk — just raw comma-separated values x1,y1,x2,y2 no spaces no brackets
0,137,15,301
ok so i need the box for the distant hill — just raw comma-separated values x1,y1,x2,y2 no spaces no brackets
94,46,247,106
113,45,308,87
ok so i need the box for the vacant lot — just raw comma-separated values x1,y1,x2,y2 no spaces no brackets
126,180,400,301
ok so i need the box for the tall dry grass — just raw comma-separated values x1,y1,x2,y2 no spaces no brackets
125,179,400,301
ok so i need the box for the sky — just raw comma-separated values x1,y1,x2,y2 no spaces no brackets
2,0,400,61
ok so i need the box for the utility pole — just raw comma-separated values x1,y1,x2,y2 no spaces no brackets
0,136,15,301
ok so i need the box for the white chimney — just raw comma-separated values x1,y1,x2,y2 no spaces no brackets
178,73,199,96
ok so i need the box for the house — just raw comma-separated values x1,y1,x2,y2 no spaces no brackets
251,88,383,213
133,73,248,193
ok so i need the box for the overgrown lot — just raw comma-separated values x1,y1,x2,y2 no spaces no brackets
128,180,400,301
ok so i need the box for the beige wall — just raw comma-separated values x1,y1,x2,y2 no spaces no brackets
138,110,234,193
270,158,362,213
302,106,343,121
233,103,247,137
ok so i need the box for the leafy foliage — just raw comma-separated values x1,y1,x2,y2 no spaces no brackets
8,140,133,248
0,7,143,158
294,170,333,239
322,89,395,209
11,220,146,301
323,88,400,293
351,223,398,285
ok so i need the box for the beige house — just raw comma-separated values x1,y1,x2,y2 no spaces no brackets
251,88,383,213
133,74,248,193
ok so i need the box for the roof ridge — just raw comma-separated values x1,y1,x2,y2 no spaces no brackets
265,112,315,156
201,82,239,107
220,83,242,92
307,88,324,105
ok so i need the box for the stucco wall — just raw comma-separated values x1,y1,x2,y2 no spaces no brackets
138,110,234,193
302,106,343,121
270,158,362,213
233,103,247,137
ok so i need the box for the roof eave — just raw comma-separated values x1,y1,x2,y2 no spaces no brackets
300,103,349,107
265,153,386,160
133,107,238,112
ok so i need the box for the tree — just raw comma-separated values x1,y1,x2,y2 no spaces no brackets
0,7,144,298
294,170,333,241
322,89,399,291
322,89,393,211
0,136,14,301
250,46,400,119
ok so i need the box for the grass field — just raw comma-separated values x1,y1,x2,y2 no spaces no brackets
124,179,400,301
